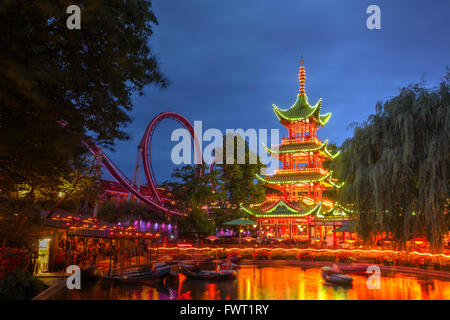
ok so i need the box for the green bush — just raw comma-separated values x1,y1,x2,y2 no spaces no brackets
282,253,299,260
270,250,286,260
411,256,433,269
0,269,48,300
206,249,228,259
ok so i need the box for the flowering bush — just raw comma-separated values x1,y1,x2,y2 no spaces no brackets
297,252,315,261
0,248,30,280
377,255,394,266
252,250,272,260
411,256,432,269
336,252,357,263
227,250,241,259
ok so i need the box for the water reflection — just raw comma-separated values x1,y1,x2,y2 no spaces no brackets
56,266,450,300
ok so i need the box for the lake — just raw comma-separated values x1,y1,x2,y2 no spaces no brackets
54,265,450,300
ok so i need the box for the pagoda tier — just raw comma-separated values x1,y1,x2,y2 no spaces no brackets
273,94,331,127
265,139,340,160
241,61,350,240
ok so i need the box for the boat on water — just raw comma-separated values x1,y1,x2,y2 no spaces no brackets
102,262,171,283
179,263,237,280
321,265,353,286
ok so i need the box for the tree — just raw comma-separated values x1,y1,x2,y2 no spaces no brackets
162,165,217,234
336,72,450,251
0,1,166,205
215,133,266,212
0,199,41,249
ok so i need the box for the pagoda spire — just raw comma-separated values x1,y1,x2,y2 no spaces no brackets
298,58,306,95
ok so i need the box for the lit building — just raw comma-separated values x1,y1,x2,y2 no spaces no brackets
241,61,352,244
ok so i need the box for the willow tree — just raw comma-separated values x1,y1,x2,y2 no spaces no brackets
336,72,449,251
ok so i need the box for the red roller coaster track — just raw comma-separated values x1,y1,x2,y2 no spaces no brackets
139,112,202,206
59,112,202,217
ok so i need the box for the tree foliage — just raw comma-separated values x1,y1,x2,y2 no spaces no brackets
215,134,266,211
336,72,450,250
162,165,217,234
164,164,218,210
0,199,41,248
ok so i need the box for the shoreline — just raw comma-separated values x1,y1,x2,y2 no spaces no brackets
238,260,450,280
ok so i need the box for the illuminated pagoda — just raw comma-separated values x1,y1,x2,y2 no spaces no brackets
241,61,351,244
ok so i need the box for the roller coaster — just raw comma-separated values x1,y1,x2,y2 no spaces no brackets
60,112,202,217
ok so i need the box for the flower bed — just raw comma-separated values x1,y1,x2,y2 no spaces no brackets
411,256,433,269
0,248,30,280
252,250,272,260
297,252,315,261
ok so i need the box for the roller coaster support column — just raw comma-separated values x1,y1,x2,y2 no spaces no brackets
128,146,144,202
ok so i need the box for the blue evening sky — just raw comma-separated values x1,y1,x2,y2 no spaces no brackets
104,0,449,184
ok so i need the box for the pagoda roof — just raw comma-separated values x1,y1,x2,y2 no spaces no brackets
256,170,332,185
316,203,353,219
265,139,340,159
241,200,321,218
273,94,331,126
241,199,351,219
327,175,345,188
